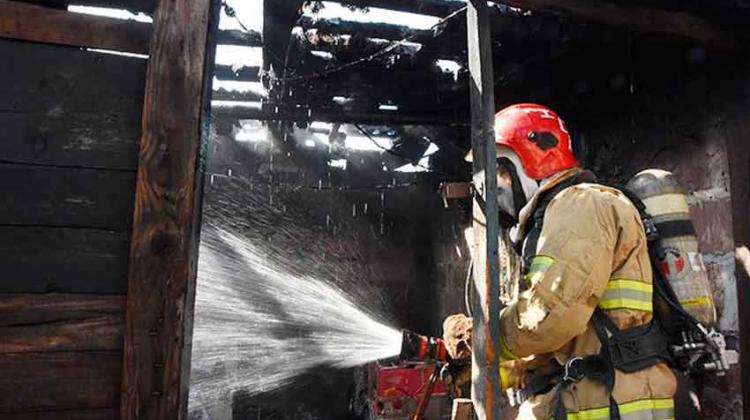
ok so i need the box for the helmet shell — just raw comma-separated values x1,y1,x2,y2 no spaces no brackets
494,103,578,180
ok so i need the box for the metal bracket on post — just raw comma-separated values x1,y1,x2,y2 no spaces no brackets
466,0,501,419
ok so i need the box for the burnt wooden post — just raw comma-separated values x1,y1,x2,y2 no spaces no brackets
467,1,501,419
120,0,220,418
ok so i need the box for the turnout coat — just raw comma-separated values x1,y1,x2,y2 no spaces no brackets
500,168,677,420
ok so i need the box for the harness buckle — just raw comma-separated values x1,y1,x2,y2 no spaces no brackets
562,357,585,383
506,387,525,407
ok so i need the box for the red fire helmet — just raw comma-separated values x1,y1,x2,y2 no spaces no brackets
494,103,578,180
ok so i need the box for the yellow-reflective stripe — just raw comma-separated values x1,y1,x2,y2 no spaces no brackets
607,279,653,293
680,296,714,308
599,298,653,312
529,255,555,269
642,194,690,216
566,398,674,420
599,278,653,312
524,255,555,285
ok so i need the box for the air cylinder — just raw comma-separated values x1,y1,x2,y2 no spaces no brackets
626,169,717,326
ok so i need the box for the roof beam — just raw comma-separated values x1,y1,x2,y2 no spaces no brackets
214,64,260,82
0,0,151,54
333,0,464,17
298,15,434,44
216,29,261,46
212,88,265,102
22,0,156,13
501,0,739,51
211,105,468,126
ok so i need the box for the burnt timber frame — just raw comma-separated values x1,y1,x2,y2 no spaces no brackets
0,0,152,54
119,0,220,418
467,0,502,418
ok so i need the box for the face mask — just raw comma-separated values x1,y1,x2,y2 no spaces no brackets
496,157,528,228
494,148,540,228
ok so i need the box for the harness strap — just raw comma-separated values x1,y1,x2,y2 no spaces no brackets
515,173,671,418
591,309,620,420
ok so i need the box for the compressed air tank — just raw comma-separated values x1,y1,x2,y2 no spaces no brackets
626,169,717,326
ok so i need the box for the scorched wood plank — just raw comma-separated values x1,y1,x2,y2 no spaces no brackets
0,227,130,294
0,163,136,231
0,0,151,53
0,351,121,412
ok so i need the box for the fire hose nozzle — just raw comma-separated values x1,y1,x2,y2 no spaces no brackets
399,329,448,362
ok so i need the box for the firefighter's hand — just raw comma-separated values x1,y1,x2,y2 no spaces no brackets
442,314,472,360
736,246,750,276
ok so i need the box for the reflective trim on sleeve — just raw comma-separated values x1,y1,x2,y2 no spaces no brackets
598,278,653,312
524,255,555,285
565,398,674,420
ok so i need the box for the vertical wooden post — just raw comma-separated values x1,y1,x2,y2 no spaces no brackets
120,0,220,418
726,122,750,420
467,1,501,419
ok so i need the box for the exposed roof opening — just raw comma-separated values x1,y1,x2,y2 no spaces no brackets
67,5,153,23
304,2,442,28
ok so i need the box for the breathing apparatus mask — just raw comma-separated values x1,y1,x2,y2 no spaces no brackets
496,148,539,229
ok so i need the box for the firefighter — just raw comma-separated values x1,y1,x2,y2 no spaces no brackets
447,103,677,419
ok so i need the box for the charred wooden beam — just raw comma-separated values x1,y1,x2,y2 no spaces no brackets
212,105,468,126
467,0,501,418
263,0,305,74
212,88,265,102
0,163,136,232
0,38,146,170
0,227,130,294
0,0,152,54
0,316,122,353
0,294,125,327
19,0,156,13
295,29,426,56
337,0,464,17
0,408,119,420
120,0,220,418
216,28,262,46
0,352,121,412
0,300,123,353
502,0,740,51
214,64,261,82
298,15,435,44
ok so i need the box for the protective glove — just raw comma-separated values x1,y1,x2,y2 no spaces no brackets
442,313,473,361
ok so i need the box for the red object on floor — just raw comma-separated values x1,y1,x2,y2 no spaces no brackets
368,362,449,419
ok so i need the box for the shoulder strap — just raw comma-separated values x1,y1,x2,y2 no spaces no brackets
517,169,598,259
